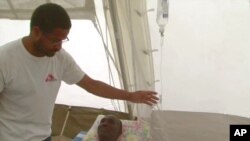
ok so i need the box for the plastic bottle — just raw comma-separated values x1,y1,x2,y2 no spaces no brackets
156,0,169,37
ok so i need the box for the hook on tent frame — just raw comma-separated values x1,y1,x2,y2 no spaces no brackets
146,80,160,87
135,8,155,17
143,49,158,55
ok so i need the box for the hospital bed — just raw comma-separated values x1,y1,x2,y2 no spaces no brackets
73,110,250,141
73,115,151,141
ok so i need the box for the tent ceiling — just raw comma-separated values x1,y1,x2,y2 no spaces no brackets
0,0,96,20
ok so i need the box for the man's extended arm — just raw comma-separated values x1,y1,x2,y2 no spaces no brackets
76,75,159,105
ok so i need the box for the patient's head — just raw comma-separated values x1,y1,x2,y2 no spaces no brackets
97,115,122,141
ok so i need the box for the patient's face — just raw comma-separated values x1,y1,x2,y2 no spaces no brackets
98,115,122,141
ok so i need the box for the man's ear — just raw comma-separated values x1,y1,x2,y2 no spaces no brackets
31,26,42,41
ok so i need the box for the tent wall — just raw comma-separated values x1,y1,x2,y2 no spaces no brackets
1,1,250,138
147,0,250,118
0,0,156,119
0,0,96,21
104,0,156,118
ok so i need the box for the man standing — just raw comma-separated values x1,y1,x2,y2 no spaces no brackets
0,3,158,141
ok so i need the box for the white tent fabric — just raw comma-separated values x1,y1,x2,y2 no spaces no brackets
105,0,250,118
1,0,250,140
0,0,96,21
102,0,155,118
148,0,250,118
1,0,250,118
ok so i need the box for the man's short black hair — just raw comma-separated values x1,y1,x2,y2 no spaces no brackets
30,3,71,33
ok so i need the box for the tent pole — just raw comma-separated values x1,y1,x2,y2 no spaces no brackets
106,0,134,119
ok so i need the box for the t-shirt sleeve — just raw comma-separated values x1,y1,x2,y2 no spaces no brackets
60,49,85,85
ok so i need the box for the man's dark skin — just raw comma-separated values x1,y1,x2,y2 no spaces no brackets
98,115,122,141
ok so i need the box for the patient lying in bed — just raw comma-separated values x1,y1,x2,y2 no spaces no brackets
97,115,122,141
79,115,151,141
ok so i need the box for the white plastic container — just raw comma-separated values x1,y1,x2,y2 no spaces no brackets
156,0,169,36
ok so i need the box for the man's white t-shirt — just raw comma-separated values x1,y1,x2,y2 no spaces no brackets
0,38,85,141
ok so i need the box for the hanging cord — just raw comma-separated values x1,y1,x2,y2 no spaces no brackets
153,0,169,110
93,18,118,111
104,15,121,112
60,106,71,136
159,35,165,110
151,32,165,111
92,14,123,111
151,15,166,111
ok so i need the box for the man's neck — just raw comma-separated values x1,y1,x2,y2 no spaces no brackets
22,36,44,57
22,36,34,55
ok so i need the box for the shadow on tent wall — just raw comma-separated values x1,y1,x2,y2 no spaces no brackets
51,104,130,139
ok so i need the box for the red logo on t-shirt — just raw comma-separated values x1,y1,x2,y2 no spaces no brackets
45,74,57,82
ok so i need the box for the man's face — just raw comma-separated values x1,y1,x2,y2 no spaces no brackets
98,115,122,140
34,28,69,57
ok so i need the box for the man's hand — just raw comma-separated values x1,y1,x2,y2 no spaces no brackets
128,91,159,106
